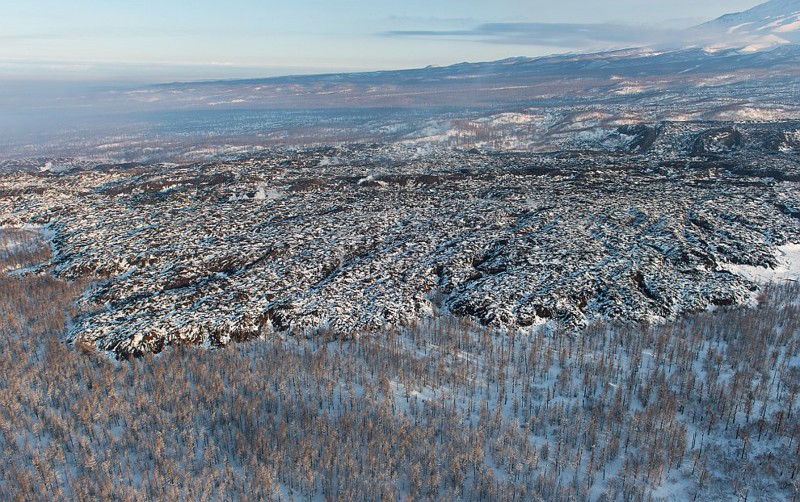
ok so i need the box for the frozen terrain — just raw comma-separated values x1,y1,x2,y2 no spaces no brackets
722,243,800,284
3,229,800,500
2,1,800,500
1,121,799,356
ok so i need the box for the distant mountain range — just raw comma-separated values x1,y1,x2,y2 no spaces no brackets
3,0,800,162
152,1,800,96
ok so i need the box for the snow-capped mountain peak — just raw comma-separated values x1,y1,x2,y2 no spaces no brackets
694,0,800,51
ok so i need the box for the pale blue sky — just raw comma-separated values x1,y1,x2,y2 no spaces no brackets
0,0,763,81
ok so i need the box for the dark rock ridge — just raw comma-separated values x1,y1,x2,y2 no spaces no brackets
617,124,661,153
691,127,743,156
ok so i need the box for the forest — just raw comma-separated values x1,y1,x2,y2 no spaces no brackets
1,229,800,501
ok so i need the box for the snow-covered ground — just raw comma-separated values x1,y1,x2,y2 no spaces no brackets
722,243,800,284
1,133,799,356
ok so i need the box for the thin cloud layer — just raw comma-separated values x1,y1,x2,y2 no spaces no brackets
382,22,681,49
380,19,780,51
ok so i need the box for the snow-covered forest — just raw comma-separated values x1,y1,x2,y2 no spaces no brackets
2,230,800,501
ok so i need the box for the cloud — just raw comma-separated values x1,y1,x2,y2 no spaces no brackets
381,22,685,49
385,15,478,26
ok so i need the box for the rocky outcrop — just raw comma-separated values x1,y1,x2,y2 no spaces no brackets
617,124,660,153
691,127,743,156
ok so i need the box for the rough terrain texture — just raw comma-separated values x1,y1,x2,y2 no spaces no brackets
1,121,799,355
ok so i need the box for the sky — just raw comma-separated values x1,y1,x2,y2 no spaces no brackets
0,0,766,82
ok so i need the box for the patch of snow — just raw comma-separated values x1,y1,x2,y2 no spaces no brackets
318,156,342,166
741,34,792,52
722,243,800,284
728,21,756,33
484,112,538,126
253,186,282,202
612,85,646,95
773,17,800,32
710,106,792,121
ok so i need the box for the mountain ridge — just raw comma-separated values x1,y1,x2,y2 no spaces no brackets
153,1,800,88
693,0,800,51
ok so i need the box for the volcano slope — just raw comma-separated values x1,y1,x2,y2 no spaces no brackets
1,122,799,356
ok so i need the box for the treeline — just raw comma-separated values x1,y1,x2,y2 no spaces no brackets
1,245,800,499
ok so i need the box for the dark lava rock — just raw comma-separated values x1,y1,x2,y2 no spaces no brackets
618,124,660,153
691,127,743,156
764,131,800,153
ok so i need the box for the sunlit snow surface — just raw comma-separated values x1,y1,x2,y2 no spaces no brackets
722,243,800,284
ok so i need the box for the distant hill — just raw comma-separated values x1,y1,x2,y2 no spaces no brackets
692,0,800,51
